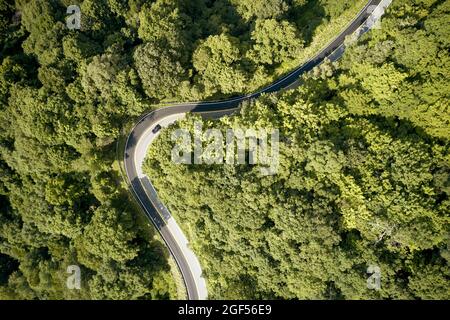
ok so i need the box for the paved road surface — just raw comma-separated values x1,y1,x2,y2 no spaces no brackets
124,0,391,300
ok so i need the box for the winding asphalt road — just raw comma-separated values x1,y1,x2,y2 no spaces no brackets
124,0,391,300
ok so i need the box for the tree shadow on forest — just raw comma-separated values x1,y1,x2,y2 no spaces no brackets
196,0,249,38
290,0,327,46
216,0,326,45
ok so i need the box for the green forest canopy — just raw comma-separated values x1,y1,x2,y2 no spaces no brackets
0,0,373,299
144,0,450,299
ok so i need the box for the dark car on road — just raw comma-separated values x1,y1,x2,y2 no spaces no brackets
152,124,162,134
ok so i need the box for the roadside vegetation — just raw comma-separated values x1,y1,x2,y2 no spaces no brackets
144,0,450,299
0,0,369,299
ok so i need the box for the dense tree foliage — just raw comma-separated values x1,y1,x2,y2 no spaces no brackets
0,0,367,299
144,0,450,299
